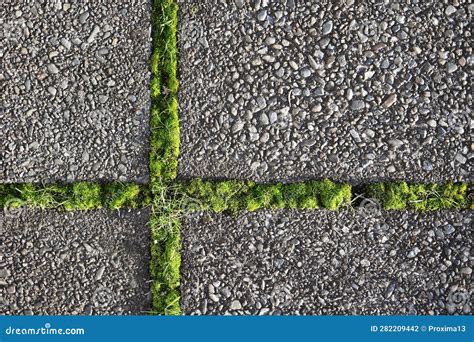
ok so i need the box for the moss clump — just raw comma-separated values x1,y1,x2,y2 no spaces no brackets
0,183,150,210
180,179,250,212
149,79,180,183
149,0,180,183
1,184,24,208
178,179,350,213
247,183,285,211
150,182,182,315
0,184,68,208
366,182,469,210
104,183,142,209
316,179,352,210
282,183,311,209
162,228,181,289
151,77,161,98
64,182,102,211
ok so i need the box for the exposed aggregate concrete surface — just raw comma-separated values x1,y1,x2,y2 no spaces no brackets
1,0,151,183
0,208,151,315
181,209,472,315
177,0,472,183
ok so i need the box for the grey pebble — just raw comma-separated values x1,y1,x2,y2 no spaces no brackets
98,95,109,104
230,300,242,310
257,10,267,22
322,20,333,35
300,68,311,78
47,64,59,74
447,62,458,73
47,86,57,96
95,266,105,281
232,121,245,133
445,5,456,16
388,139,403,148
350,100,365,111
383,94,397,108
60,38,71,50
407,247,421,258
79,11,89,24
87,25,100,44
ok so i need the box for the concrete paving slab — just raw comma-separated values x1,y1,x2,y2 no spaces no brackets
177,1,471,183
0,208,151,315
1,1,151,183
181,209,472,315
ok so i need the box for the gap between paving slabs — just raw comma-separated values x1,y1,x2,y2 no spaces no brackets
2,179,470,315
1,0,473,316
1,181,470,213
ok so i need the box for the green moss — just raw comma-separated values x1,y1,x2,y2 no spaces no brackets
177,179,352,212
151,77,161,98
163,289,181,315
246,184,271,210
149,0,181,314
366,182,469,210
407,182,468,210
162,229,181,289
149,0,180,183
104,183,141,209
0,183,150,210
4,184,68,208
385,182,410,209
283,183,308,209
300,196,318,209
151,50,160,76
149,182,182,315
245,198,260,212
64,182,102,211
317,180,352,210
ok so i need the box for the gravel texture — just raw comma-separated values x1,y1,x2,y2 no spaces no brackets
1,1,151,183
177,0,472,183
181,209,472,315
0,208,151,315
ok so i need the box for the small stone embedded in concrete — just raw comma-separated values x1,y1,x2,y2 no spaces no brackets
383,94,397,108
322,20,333,35
47,64,59,74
